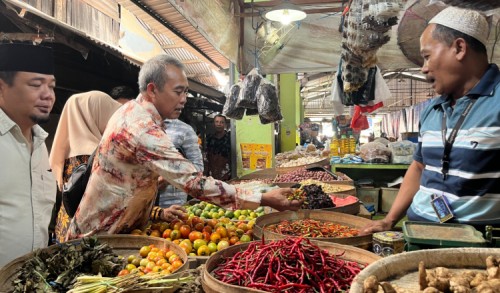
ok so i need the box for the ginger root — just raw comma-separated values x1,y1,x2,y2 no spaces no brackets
364,275,380,293
420,261,429,290
486,256,499,280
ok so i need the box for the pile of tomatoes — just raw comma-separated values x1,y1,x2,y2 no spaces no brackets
118,244,184,276
130,216,254,256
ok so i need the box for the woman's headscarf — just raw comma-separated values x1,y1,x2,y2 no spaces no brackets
49,91,122,190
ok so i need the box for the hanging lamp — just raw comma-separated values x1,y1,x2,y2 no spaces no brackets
265,0,307,25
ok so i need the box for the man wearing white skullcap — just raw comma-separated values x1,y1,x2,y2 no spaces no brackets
0,43,57,267
362,7,500,234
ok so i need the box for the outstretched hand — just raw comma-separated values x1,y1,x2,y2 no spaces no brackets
359,218,393,236
161,205,187,222
261,188,303,211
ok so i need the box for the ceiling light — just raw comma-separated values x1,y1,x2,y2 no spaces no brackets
265,1,306,25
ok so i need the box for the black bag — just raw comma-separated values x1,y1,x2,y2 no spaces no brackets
62,149,96,217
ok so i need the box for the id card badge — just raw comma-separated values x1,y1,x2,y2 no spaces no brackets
431,194,454,223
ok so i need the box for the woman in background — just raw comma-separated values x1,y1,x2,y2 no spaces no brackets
49,91,122,243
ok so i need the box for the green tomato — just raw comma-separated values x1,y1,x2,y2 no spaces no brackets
207,242,218,253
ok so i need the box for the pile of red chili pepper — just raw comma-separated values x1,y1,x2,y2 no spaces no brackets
212,237,365,292
266,219,359,238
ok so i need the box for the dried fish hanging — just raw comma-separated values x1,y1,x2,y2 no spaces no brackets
340,0,402,94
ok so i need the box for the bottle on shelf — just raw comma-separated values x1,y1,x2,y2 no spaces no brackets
330,135,339,157
349,134,356,155
340,134,348,156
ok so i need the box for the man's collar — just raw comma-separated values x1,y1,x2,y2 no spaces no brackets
467,64,500,97
136,94,163,126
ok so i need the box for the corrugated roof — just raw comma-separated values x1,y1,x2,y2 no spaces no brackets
118,0,230,88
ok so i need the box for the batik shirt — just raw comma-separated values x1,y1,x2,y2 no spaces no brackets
66,96,260,239
204,131,231,180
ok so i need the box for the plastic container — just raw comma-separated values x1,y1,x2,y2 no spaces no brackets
372,231,405,257
349,135,356,154
340,135,349,156
402,221,488,251
330,136,339,157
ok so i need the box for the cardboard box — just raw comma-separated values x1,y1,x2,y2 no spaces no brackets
356,187,380,212
380,187,399,213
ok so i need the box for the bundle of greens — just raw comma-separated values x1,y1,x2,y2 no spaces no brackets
67,268,202,293
12,237,123,292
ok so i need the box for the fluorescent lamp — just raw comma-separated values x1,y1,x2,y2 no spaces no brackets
265,1,306,25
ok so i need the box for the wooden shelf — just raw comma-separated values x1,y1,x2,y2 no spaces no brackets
331,164,410,172
331,164,410,186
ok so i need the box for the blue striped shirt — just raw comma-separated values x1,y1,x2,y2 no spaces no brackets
410,64,500,225
158,119,203,207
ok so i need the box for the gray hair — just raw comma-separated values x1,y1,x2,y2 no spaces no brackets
138,55,185,92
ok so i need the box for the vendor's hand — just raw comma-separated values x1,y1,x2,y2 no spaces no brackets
261,188,303,211
359,218,393,236
161,205,187,222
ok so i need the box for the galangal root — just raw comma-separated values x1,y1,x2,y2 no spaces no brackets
363,255,500,293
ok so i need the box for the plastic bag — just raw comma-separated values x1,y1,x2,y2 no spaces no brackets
360,141,392,163
257,78,282,124
246,108,259,116
222,82,245,120
374,137,390,146
236,68,262,109
388,140,416,156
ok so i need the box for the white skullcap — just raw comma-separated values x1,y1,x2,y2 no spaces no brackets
429,6,489,47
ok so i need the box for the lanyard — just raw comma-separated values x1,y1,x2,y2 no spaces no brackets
441,99,477,179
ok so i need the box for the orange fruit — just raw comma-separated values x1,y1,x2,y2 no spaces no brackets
210,232,222,244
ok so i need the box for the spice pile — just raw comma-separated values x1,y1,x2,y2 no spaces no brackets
266,219,359,238
300,184,335,209
212,237,365,292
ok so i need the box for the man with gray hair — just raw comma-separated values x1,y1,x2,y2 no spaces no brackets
362,6,500,234
66,55,300,239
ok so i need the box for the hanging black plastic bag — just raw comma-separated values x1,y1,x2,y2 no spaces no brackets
246,108,259,116
337,60,377,106
257,78,282,124
236,68,262,109
222,82,245,120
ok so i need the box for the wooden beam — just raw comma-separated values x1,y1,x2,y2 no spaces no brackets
238,6,343,17
0,32,54,42
244,0,345,8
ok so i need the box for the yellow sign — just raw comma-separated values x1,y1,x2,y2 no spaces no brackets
240,143,272,170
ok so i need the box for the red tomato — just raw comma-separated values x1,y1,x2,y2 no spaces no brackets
179,225,191,239
188,231,203,242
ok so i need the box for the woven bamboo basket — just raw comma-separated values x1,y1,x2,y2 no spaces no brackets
0,235,188,292
350,247,500,293
201,240,381,293
273,180,355,189
253,210,372,249
275,157,330,174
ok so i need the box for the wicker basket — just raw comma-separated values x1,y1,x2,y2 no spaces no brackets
202,240,381,293
273,180,356,189
275,157,330,174
253,210,373,249
350,247,500,293
0,235,188,292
